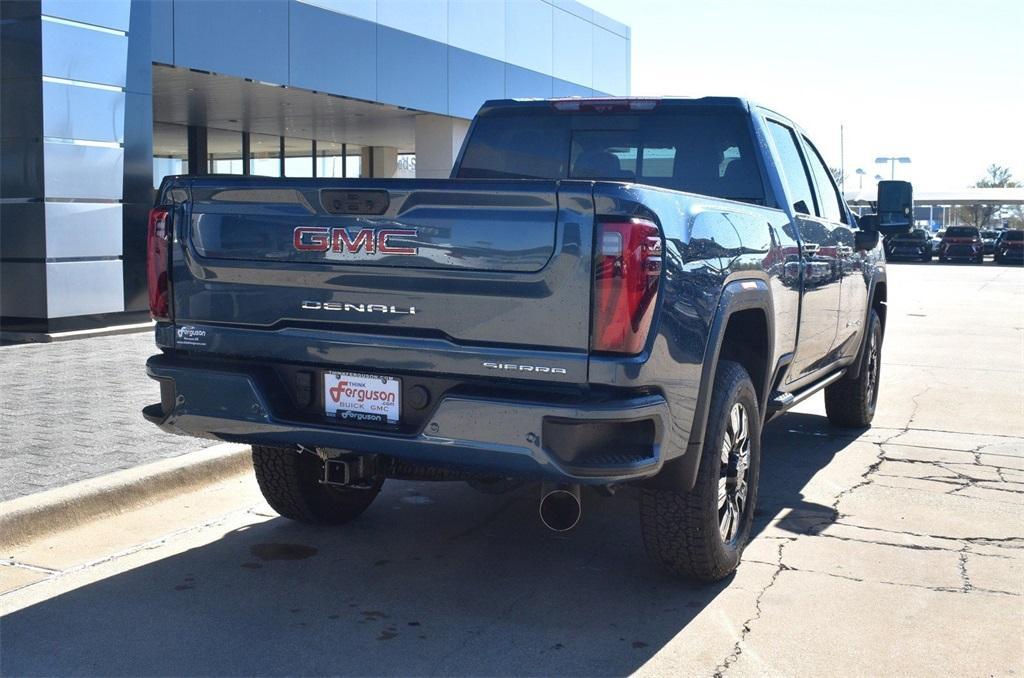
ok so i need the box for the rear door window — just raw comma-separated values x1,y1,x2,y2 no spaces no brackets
766,121,816,215
801,136,845,223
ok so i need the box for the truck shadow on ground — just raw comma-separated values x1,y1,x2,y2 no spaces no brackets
3,413,855,676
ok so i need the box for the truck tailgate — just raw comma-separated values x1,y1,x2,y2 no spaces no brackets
169,178,594,378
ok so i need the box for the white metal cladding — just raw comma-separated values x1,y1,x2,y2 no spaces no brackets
44,204,124,260
45,261,125,318
38,0,131,317
42,81,126,143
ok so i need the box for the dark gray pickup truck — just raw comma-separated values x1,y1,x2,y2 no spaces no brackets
144,97,913,581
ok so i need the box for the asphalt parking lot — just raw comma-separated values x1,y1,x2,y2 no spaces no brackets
1,262,1022,676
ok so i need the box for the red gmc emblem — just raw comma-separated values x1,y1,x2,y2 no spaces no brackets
293,227,418,255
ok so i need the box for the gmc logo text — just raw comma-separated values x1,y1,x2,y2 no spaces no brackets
293,227,418,255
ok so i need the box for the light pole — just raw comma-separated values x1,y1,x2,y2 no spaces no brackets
856,167,865,189
875,156,911,180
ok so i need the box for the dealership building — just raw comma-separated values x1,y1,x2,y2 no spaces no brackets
0,0,631,335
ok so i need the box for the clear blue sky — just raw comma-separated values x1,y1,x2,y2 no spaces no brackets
584,0,1023,192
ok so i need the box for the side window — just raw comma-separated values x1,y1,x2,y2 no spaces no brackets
767,121,816,216
802,136,845,223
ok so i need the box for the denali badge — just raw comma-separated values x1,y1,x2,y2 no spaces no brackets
482,362,568,374
293,227,418,255
302,301,416,314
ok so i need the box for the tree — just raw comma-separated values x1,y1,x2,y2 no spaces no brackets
958,165,1019,229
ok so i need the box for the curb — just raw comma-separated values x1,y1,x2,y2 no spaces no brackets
0,443,252,550
0,321,153,346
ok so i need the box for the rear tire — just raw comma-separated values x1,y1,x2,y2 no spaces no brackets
825,309,882,428
251,446,383,524
640,361,761,582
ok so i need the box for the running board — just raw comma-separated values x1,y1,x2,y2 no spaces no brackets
767,369,847,416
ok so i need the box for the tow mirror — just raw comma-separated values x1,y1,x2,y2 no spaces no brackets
855,230,880,251
876,180,913,235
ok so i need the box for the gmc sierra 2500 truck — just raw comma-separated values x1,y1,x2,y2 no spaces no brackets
144,97,913,581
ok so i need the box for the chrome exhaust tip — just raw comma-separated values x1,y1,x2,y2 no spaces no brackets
539,483,582,532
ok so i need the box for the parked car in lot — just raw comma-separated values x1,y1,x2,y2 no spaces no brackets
994,229,1024,264
938,226,984,263
885,228,934,261
143,97,911,582
980,230,1000,256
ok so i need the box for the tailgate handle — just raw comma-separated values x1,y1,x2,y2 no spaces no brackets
321,189,390,215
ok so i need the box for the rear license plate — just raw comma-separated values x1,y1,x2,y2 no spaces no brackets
324,371,400,424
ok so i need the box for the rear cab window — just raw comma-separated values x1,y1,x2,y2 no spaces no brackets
456,103,767,205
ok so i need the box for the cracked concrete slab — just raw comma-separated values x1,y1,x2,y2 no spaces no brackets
838,482,1022,540
780,534,963,589
964,553,1024,594
725,570,1021,677
873,475,967,494
881,444,980,465
952,484,1024,504
875,459,960,479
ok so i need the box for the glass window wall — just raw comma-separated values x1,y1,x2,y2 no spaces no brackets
284,137,314,177
208,128,243,175
249,133,281,177
152,122,187,188
316,140,345,178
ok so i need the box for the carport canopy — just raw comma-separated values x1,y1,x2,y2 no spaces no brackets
844,187,1024,206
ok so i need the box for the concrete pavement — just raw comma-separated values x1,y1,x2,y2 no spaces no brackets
1,262,1022,676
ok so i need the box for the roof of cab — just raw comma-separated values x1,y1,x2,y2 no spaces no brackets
476,96,752,115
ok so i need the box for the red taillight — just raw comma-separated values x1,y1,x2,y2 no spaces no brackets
592,218,662,354
147,207,171,321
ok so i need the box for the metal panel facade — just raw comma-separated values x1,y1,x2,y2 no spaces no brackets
506,63,554,99
162,0,628,117
44,203,124,259
505,0,553,75
448,0,506,61
449,48,505,120
41,0,131,31
43,143,125,200
42,81,125,143
45,261,125,318
172,0,290,84
376,26,448,113
289,2,377,101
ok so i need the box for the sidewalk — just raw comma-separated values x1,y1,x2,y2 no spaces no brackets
0,331,218,502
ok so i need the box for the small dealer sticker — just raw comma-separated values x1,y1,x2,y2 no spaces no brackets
176,325,207,347
324,371,400,424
